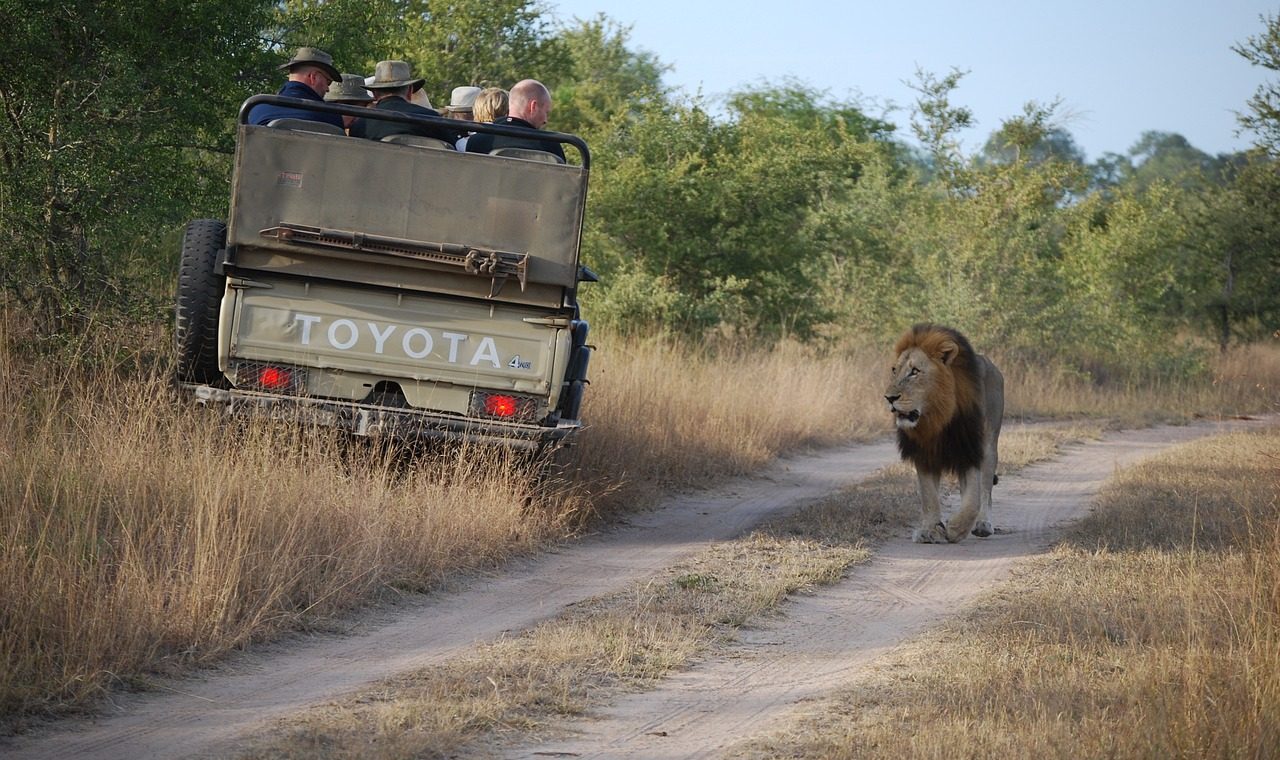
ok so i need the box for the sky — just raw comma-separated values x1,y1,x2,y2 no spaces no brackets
547,0,1276,162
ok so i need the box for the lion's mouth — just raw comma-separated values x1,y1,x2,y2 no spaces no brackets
895,409,920,423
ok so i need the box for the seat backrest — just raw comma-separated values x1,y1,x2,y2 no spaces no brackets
266,118,345,136
381,134,454,150
489,147,565,164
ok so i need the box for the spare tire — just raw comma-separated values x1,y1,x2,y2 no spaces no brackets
175,219,227,384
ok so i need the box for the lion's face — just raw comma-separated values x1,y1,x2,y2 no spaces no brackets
884,346,957,433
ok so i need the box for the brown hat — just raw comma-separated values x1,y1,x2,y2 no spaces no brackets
324,73,373,103
279,47,341,82
364,60,426,91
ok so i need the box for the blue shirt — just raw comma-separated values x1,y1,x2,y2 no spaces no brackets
247,80,344,129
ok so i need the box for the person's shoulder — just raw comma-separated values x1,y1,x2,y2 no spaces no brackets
465,132,495,153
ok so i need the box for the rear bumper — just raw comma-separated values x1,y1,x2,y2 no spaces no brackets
182,384,579,450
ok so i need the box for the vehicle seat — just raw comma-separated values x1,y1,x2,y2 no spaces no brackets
266,118,345,136
381,134,454,150
489,147,565,164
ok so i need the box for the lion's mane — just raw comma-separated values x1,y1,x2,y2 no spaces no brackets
893,324,986,476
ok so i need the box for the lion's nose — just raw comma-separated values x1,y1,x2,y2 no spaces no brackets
885,394,900,405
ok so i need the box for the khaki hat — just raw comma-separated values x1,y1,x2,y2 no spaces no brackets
364,60,425,91
279,47,341,82
324,73,373,103
446,86,482,113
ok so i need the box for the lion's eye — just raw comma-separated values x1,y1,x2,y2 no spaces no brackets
908,367,920,377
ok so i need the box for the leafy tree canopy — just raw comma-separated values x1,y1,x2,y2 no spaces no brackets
551,14,669,139
0,0,274,333
1234,12,1280,155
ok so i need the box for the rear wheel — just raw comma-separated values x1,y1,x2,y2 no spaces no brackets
175,219,227,384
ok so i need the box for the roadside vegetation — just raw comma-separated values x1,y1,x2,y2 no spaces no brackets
731,427,1280,759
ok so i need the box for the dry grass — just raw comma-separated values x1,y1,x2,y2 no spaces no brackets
0,326,884,725
998,342,1280,425
562,337,889,511
0,352,556,725
732,427,1280,759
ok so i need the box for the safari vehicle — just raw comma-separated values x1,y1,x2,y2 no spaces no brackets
173,95,594,450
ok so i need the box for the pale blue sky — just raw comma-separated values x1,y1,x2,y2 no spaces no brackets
549,0,1276,161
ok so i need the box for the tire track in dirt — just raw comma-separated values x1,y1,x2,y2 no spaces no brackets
2,440,901,760
502,417,1274,759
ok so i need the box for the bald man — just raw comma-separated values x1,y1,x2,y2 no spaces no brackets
463,79,565,161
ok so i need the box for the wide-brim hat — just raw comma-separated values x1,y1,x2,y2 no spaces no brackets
365,60,425,91
325,73,374,103
446,85,482,113
279,46,341,82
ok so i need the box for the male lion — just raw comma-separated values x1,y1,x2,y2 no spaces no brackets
884,324,1004,543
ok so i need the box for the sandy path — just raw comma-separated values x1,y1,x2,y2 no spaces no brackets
3,439,901,760
502,417,1273,759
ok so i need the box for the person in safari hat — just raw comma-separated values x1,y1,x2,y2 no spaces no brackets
444,85,483,120
350,60,459,144
324,74,374,131
248,47,344,129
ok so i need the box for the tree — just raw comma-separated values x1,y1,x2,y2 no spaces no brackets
0,0,274,335
551,14,669,140
583,90,882,338
272,0,567,109
1190,156,1280,349
907,67,974,191
726,79,896,143
980,100,1085,168
1234,12,1280,154
390,0,567,107
1125,130,1224,191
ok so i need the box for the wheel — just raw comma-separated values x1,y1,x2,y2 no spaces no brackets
175,219,227,384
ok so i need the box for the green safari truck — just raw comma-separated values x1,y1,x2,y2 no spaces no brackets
174,95,594,450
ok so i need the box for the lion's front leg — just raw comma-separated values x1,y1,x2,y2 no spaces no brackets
944,468,982,542
912,468,947,543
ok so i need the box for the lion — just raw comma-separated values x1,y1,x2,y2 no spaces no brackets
884,324,1004,543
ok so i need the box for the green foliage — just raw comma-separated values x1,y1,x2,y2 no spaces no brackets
551,15,669,140
0,0,273,334
1056,184,1193,366
269,0,403,78
2,2,1273,378
907,67,974,190
1125,130,1226,190
584,87,885,338
1234,12,1280,155
1187,156,1280,348
272,0,566,109
980,100,1086,168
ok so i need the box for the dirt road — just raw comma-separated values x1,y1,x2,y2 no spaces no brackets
4,418,1267,759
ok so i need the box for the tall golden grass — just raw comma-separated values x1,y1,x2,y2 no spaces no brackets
0,324,886,723
1,310,1276,725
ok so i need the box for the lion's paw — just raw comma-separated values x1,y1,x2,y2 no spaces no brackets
912,522,948,543
971,520,993,538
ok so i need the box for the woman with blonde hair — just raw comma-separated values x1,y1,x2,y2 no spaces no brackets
472,87,509,123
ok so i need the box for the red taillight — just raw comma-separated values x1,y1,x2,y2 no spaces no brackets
259,367,291,390
470,391,538,422
484,394,519,417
